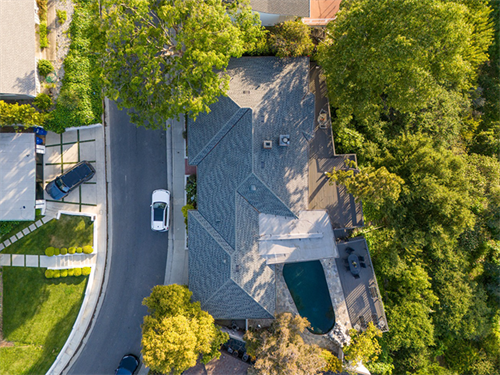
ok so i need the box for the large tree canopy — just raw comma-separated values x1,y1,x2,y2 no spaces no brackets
100,0,264,128
318,0,493,143
141,284,228,375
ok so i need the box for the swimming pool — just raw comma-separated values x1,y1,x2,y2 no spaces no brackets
282,260,335,334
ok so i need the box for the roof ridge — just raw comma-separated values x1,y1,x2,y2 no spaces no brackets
190,211,235,255
190,108,252,165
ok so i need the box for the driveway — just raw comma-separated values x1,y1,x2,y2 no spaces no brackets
67,101,168,375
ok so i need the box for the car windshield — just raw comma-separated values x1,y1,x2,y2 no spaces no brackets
153,202,166,221
55,178,70,192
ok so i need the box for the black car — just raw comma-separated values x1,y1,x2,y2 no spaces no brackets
115,354,140,375
45,161,96,200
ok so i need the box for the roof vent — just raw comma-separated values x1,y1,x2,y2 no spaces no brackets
279,134,290,147
250,184,257,191
243,90,251,94
263,140,272,149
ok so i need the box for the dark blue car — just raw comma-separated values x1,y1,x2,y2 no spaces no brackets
115,354,139,375
45,161,96,200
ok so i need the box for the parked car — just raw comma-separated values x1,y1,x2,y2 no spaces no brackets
151,189,170,232
45,161,95,200
115,354,139,375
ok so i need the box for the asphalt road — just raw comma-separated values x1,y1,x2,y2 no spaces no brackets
68,102,168,375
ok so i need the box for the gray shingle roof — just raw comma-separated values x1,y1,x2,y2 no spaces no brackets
188,57,314,319
250,0,310,17
0,0,36,96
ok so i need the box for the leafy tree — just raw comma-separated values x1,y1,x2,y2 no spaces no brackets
320,350,343,373
141,284,228,375
269,18,314,57
326,165,404,207
100,0,264,128
244,313,326,375
0,101,45,128
318,0,493,132
344,322,382,367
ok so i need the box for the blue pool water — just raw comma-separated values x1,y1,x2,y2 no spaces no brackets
282,260,335,334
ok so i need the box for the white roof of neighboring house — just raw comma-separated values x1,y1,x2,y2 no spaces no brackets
0,0,36,96
0,133,36,221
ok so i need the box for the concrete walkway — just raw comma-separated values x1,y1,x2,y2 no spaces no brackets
0,253,95,268
164,118,189,286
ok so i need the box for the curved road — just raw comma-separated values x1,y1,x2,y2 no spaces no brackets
68,102,168,374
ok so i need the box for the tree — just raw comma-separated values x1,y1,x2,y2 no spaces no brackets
326,164,404,207
269,18,314,57
100,0,264,128
344,322,382,367
0,101,45,128
244,313,326,375
318,0,493,144
321,350,343,373
141,284,228,375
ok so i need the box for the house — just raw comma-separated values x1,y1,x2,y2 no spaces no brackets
187,57,387,333
0,133,37,221
0,0,37,101
250,0,342,26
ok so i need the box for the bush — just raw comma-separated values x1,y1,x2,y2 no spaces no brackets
60,269,68,277
0,101,45,128
37,59,54,77
76,247,83,254
33,93,53,112
54,248,60,256
68,247,76,254
82,267,91,276
39,22,49,49
186,174,197,207
45,269,54,278
56,9,67,24
269,18,314,57
37,0,48,22
321,350,343,373
68,268,75,276
53,269,61,278
83,245,93,254
45,247,55,256
61,247,68,255
182,204,194,230
74,268,82,277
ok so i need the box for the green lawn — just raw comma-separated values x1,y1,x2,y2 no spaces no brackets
0,267,88,375
4,214,93,255
0,210,43,243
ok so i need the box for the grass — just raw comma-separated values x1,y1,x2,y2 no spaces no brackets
4,214,93,255
0,267,88,375
0,210,44,243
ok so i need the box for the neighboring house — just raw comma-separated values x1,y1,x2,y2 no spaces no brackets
0,0,37,101
187,57,386,336
0,133,37,221
250,0,342,26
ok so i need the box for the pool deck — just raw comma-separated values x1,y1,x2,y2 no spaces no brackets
275,259,351,351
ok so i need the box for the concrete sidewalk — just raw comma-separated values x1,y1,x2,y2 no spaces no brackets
164,118,189,286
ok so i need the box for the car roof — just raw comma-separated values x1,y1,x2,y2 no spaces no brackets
61,162,94,187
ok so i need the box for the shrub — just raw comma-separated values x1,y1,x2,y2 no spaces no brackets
83,245,93,254
37,59,54,77
39,22,49,49
45,269,54,278
33,93,53,112
54,248,60,256
56,9,67,24
68,268,75,276
82,267,91,276
269,18,314,57
0,221,20,237
68,247,76,254
37,0,48,22
45,246,55,256
74,268,82,276
61,269,68,277
186,174,197,207
0,101,45,128
76,247,83,253
53,269,61,278
321,350,343,373
61,247,68,255
182,204,194,230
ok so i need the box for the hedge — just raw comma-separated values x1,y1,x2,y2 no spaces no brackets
45,267,89,278
54,248,60,256
45,247,54,256
68,247,76,254
83,246,93,254
61,247,68,255
76,247,83,253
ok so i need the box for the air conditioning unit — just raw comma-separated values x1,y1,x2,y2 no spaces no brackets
279,134,290,147
263,140,272,149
